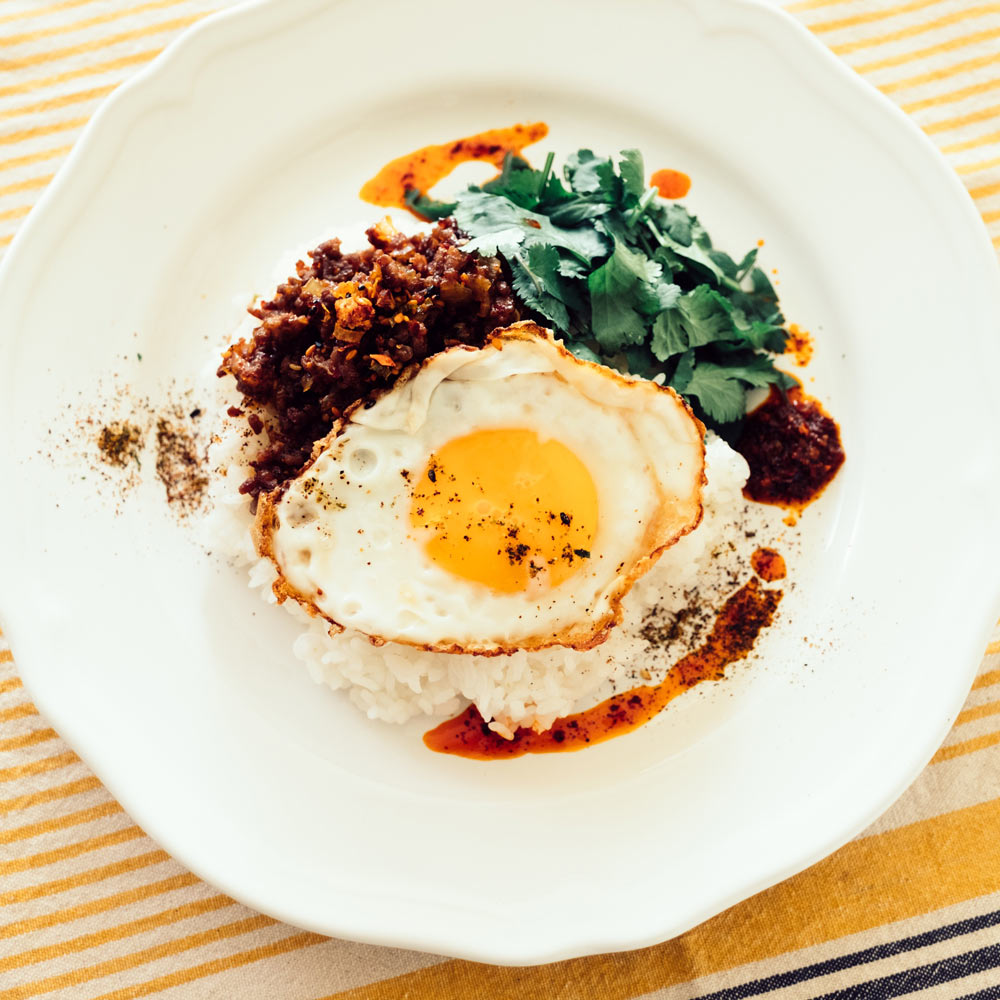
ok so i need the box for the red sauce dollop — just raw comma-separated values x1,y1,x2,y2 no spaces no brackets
650,168,691,199
751,547,786,582
424,578,782,760
736,385,844,509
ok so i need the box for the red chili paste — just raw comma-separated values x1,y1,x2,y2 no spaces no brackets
424,578,782,760
650,168,691,199
751,547,786,582
736,385,844,510
360,123,548,218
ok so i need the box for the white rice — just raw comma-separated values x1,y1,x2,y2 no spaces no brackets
207,400,750,736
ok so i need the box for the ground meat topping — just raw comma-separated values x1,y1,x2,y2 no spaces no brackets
218,218,519,501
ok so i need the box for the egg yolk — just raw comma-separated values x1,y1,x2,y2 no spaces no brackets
410,428,598,593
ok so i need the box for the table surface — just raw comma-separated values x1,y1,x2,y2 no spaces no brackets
2,0,1000,997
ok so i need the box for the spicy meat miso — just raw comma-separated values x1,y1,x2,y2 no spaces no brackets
219,219,519,501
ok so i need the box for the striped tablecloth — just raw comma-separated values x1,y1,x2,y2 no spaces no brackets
2,1,1000,996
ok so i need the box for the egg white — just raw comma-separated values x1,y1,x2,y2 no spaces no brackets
255,323,705,654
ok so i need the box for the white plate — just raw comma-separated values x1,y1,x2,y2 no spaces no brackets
2,0,1000,966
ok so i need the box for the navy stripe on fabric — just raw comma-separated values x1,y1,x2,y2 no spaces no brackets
696,909,1000,1000
953,985,1000,1000
814,942,1000,1000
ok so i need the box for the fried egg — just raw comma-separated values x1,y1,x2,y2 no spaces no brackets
254,323,705,655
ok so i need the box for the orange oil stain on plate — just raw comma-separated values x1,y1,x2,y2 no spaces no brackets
359,122,548,218
424,577,782,760
785,323,814,367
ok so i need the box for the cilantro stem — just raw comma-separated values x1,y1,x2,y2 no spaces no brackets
514,252,544,296
625,186,658,227
646,219,743,293
645,217,667,245
499,152,514,187
536,152,555,202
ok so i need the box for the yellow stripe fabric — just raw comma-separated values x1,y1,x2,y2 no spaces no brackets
0,801,122,846
852,24,1000,76
0,1,998,998
809,0,948,36
0,726,55,752
0,50,162,101
902,75,1000,113
0,873,202,939
0,775,103,814
0,14,206,74
831,5,1000,57
0,1,104,30
0,850,172,907
321,796,1000,1000
0,0,198,50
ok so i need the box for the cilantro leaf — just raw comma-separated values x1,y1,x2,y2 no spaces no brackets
557,256,590,279
436,147,792,432
679,362,750,424
641,277,681,317
735,247,758,281
565,150,619,199
566,340,602,364
618,149,645,200
403,188,456,221
510,255,570,332
481,155,544,209
651,286,736,361
454,191,609,263
649,223,734,287
736,317,789,353
655,203,695,244
547,196,614,227
678,355,795,425
459,225,527,258
671,348,696,392
507,244,585,333
588,239,661,352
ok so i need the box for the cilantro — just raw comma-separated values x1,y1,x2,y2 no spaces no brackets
651,285,736,360
565,149,620,198
588,238,661,352
407,148,792,431
403,188,455,221
565,340,602,364
509,244,575,332
481,153,552,207
680,360,770,424
454,191,608,262
618,149,645,200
